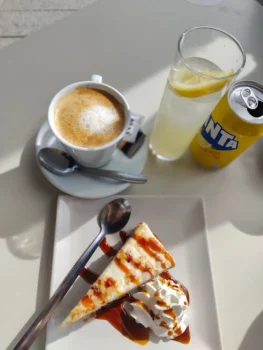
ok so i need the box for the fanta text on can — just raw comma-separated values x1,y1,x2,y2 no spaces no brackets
190,81,263,169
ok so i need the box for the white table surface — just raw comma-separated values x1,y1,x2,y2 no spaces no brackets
1,0,263,349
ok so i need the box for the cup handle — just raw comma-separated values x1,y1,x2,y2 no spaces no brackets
91,75,103,83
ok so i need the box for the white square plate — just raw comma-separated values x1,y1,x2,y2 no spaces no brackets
46,195,222,350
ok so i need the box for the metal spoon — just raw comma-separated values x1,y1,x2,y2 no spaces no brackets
14,198,131,350
38,148,147,184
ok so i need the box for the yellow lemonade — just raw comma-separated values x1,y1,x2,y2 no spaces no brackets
149,57,233,161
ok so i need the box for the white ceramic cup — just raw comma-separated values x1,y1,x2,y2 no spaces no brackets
48,75,131,168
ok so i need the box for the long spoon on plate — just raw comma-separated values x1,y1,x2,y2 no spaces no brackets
38,148,147,184
14,198,131,349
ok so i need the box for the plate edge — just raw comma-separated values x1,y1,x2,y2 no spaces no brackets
202,200,223,350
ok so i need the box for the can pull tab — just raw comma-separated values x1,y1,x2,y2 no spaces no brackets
240,88,258,110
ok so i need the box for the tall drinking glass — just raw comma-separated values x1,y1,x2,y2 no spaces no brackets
149,26,246,161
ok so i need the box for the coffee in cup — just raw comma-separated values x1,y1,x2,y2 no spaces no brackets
54,87,125,148
48,75,131,168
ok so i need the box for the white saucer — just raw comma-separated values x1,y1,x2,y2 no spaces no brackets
35,121,148,199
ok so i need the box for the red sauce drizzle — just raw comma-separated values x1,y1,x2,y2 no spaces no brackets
80,267,98,284
91,285,103,300
81,295,95,310
119,230,130,243
176,327,191,345
80,267,148,344
157,298,169,308
132,234,175,269
126,253,153,277
104,277,116,289
161,271,190,304
114,256,139,284
133,235,165,268
79,231,190,345
164,308,176,319
161,271,191,344
98,303,149,345
99,237,118,258
148,235,175,266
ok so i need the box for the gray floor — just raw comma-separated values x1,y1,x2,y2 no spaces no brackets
0,0,94,49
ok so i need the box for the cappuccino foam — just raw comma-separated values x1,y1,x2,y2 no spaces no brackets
80,105,119,134
54,87,125,148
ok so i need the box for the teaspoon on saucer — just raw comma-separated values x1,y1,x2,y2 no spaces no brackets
38,148,147,184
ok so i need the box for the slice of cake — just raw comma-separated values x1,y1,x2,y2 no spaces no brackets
61,222,175,327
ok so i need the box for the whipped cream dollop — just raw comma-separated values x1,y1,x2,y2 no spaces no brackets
126,276,189,340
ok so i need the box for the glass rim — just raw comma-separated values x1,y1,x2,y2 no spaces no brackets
177,26,246,81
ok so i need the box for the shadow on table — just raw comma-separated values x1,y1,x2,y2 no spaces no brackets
1,133,58,350
0,133,58,251
131,138,263,237
8,248,116,349
238,310,263,350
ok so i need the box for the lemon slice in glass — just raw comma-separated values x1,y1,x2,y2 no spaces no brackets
169,69,234,98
